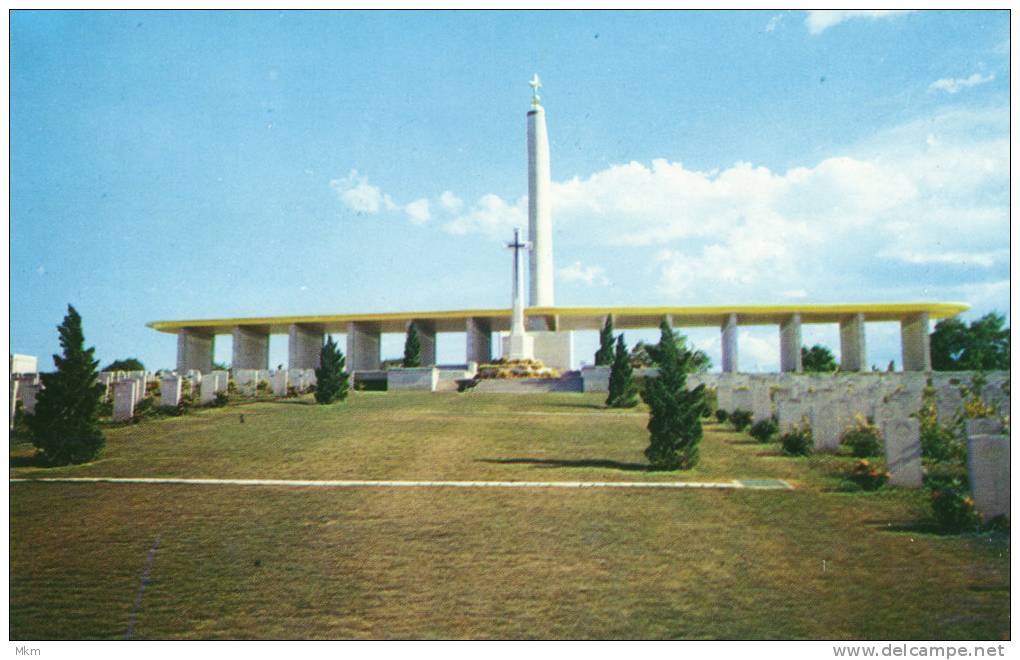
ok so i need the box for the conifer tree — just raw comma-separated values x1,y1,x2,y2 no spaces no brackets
606,334,639,408
594,315,615,366
640,318,706,469
403,322,422,368
27,305,105,465
314,335,350,404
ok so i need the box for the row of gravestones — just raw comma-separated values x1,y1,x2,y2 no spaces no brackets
109,369,319,421
706,372,1009,521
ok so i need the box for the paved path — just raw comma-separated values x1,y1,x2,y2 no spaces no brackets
10,477,793,490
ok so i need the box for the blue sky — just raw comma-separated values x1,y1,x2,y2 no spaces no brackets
10,9,1010,371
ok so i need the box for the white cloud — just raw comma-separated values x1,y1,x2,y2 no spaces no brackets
439,190,464,213
404,198,431,225
878,248,1008,268
765,14,783,32
805,10,913,35
424,105,1006,310
443,194,527,237
329,170,396,214
929,72,995,94
558,261,609,286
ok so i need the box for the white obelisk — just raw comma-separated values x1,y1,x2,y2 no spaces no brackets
527,74,554,322
506,227,534,360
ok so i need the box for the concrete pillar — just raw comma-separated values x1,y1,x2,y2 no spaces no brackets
288,324,323,370
721,313,738,373
839,313,867,372
466,317,492,365
346,322,381,372
409,321,437,366
176,330,214,374
232,326,269,370
780,314,803,373
900,312,931,372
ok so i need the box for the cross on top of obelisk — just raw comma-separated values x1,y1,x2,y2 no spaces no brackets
529,73,542,107
506,227,531,254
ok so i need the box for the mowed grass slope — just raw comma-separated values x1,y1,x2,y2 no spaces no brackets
10,392,1010,639
13,392,837,485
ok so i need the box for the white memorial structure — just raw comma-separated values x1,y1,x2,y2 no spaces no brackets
150,76,968,375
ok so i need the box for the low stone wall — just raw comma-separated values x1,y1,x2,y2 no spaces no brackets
387,368,439,391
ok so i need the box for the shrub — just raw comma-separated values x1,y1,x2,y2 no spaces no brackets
928,478,980,533
212,391,229,407
594,316,615,366
918,390,966,465
26,305,105,465
715,409,729,423
606,334,639,408
315,336,350,404
729,409,753,431
749,418,778,443
840,415,882,458
780,424,812,456
849,459,888,490
641,318,705,470
701,388,718,418
403,322,422,368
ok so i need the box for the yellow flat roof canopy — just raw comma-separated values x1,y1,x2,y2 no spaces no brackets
148,302,969,336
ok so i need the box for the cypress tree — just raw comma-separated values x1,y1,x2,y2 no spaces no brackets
27,305,105,465
640,318,706,469
606,334,639,408
594,315,615,366
314,335,350,404
403,322,422,368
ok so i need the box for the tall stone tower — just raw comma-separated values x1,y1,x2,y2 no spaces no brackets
527,74,554,315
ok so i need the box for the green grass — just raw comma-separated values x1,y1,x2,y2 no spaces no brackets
10,392,1010,639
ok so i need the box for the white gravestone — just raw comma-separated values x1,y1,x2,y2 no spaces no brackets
272,370,289,397
935,387,964,426
200,375,219,405
731,388,753,413
777,399,807,434
967,434,1010,521
881,418,923,488
810,398,843,452
160,376,183,408
751,385,772,422
9,378,19,428
716,386,734,413
211,371,229,393
22,383,41,415
113,380,137,421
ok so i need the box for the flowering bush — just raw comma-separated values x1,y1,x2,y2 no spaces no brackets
929,478,980,533
849,459,888,490
841,415,882,458
918,391,966,465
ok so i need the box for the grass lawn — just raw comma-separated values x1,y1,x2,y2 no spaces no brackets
9,392,1010,639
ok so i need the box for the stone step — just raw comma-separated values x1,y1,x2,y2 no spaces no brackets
471,376,583,394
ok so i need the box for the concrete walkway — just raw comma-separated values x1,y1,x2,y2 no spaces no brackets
10,477,793,490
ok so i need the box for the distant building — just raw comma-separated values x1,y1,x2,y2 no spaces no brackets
10,354,38,375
